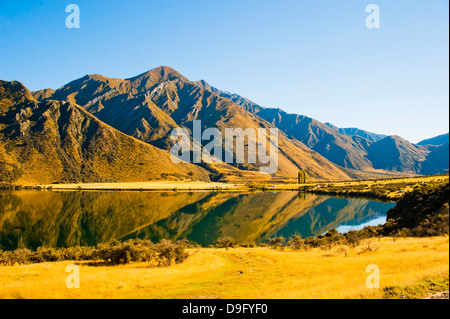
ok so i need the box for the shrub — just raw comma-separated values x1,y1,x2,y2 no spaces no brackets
215,237,238,249
0,239,189,267
267,236,286,249
344,231,361,248
287,234,305,250
155,239,189,267
97,239,157,265
62,246,96,261
0,249,32,265
33,247,62,263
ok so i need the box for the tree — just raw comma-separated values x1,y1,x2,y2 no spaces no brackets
298,170,308,184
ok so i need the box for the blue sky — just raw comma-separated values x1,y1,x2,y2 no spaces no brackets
0,0,448,143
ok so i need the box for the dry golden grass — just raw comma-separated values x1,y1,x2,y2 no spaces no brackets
0,237,448,299
35,175,449,193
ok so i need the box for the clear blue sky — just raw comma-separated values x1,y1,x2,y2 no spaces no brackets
0,0,448,143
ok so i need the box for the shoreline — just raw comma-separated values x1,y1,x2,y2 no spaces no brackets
25,181,246,192
0,174,447,202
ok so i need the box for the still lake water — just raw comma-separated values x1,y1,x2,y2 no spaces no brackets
0,190,396,250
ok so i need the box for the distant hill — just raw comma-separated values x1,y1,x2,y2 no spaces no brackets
0,80,210,184
417,133,449,146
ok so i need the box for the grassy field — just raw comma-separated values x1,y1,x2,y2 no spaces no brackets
0,237,448,299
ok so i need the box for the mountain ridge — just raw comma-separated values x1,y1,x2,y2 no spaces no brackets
418,133,449,147
192,78,447,175
3,66,448,183
324,123,387,142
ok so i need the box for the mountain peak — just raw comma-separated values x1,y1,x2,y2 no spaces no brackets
31,88,56,101
387,135,405,141
85,74,108,81
378,135,410,145
127,66,184,83
193,79,215,92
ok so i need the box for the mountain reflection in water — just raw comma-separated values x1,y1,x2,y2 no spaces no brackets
0,190,396,250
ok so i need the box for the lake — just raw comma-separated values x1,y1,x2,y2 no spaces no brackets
0,190,396,250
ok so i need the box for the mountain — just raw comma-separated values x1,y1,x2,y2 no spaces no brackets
365,135,428,173
0,80,210,184
194,81,375,170
420,143,449,175
194,79,450,176
251,108,375,170
195,80,436,174
5,66,448,181
417,133,449,146
36,66,351,181
324,123,387,142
